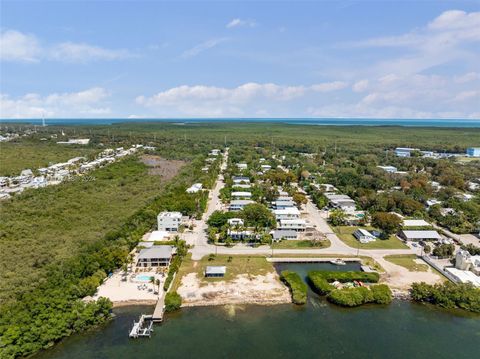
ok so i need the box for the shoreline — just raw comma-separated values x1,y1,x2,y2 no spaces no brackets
111,299,157,308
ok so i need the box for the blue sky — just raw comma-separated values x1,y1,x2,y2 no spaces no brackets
1,0,479,119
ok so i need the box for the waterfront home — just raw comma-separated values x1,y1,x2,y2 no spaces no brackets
231,191,252,199
136,245,176,268
205,266,226,278
353,229,376,243
186,183,203,193
399,230,441,241
277,219,306,231
228,218,244,227
229,200,254,211
444,267,480,287
271,229,298,241
147,230,171,242
402,219,431,228
395,147,420,157
157,211,183,232
273,207,300,220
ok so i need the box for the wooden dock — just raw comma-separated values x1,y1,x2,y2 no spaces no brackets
152,295,165,322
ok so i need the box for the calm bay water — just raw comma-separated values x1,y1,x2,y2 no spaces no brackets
2,118,480,127
34,262,480,359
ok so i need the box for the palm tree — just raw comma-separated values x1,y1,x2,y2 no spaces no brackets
149,276,155,292
155,278,161,294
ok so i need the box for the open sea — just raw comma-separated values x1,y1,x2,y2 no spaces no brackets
1,118,480,127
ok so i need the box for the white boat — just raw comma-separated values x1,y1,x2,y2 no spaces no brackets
330,258,347,266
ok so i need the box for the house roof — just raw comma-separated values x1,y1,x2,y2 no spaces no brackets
230,200,254,205
138,245,175,259
205,266,226,275
401,230,441,240
403,219,430,227
272,230,298,239
147,231,171,241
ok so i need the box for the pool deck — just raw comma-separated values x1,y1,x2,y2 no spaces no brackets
92,270,163,305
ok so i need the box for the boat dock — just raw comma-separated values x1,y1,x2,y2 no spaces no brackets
129,314,154,338
152,295,165,322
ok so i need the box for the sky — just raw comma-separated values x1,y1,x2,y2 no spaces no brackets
1,0,479,119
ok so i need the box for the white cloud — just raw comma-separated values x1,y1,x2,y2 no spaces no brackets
50,42,133,62
352,79,369,92
311,81,348,92
181,38,228,58
0,29,133,63
0,87,110,118
454,72,480,84
347,10,480,76
0,30,41,62
226,18,256,29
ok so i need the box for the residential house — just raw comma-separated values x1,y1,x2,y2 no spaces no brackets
231,191,252,199
277,219,306,231
273,207,300,220
205,266,226,277
229,200,254,211
271,229,298,241
353,229,376,243
395,147,420,157
228,218,244,227
157,211,183,232
136,245,175,267
186,183,203,193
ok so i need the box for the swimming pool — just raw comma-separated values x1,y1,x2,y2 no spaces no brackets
135,274,155,282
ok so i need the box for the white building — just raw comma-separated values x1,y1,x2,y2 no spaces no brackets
466,147,480,157
324,193,356,213
271,229,298,241
232,176,250,184
231,191,252,199
445,267,480,287
210,149,221,156
278,219,306,231
260,164,272,171
403,219,431,227
237,163,248,170
395,147,420,157
229,200,254,211
273,207,300,220
228,218,244,227
353,229,376,243
399,230,441,241
455,250,480,275
157,211,183,232
377,166,398,173
186,183,203,193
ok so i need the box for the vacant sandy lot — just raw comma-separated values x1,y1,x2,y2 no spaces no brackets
140,155,185,180
177,272,291,307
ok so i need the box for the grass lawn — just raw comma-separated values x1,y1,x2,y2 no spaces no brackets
384,254,429,272
334,226,408,249
172,253,276,290
272,239,331,249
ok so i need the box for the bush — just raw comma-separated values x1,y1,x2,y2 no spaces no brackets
410,282,480,313
327,284,392,307
165,291,182,312
308,272,334,295
280,271,307,305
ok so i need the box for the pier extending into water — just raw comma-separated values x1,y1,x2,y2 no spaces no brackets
152,295,165,322
129,314,154,338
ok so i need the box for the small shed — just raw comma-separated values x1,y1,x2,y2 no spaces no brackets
205,266,226,278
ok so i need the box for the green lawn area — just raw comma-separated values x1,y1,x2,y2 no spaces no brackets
334,226,408,249
173,254,275,289
384,254,429,272
0,140,96,176
272,239,331,249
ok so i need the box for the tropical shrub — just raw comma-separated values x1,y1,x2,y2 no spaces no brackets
281,271,307,305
